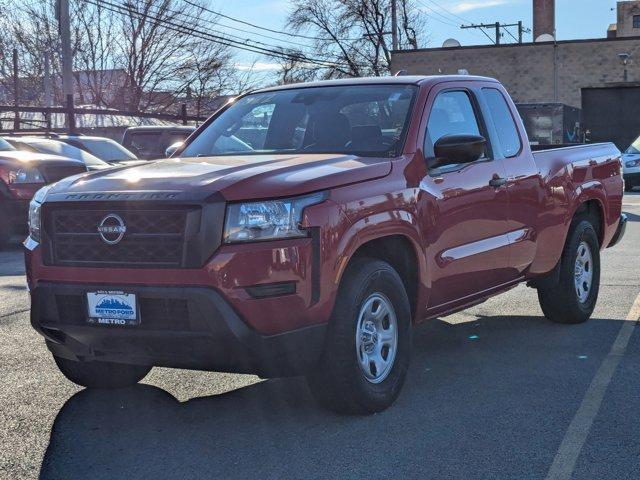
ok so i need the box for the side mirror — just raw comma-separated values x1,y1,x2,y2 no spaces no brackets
165,141,184,158
432,134,486,168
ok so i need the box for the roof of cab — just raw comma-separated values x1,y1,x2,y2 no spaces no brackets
255,75,498,93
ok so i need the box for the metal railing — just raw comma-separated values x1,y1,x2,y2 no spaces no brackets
0,100,207,133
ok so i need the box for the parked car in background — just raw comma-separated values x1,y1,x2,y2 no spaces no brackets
0,148,86,246
623,134,640,192
122,126,195,159
4,137,110,171
55,135,138,163
25,76,625,414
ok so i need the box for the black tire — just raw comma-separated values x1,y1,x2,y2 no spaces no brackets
54,356,151,389
537,218,600,324
625,183,635,193
307,258,412,414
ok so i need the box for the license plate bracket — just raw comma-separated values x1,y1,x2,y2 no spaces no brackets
86,291,139,326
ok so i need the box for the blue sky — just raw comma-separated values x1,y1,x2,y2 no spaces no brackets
218,0,620,70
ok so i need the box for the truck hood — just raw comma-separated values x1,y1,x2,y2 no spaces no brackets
46,153,392,202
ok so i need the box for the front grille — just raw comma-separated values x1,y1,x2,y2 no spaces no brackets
54,294,195,331
41,165,87,183
45,206,198,268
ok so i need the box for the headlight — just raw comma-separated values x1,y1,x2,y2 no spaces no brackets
28,184,54,242
224,192,325,243
9,167,45,184
625,159,640,168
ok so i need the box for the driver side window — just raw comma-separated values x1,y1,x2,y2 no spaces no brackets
425,91,483,158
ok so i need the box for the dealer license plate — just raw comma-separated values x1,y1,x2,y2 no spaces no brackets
86,291,139,326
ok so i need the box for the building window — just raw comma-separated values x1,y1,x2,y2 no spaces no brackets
634,15,640,29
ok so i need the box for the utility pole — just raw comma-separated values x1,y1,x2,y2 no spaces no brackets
461,21,530,45
43,52,52,108
12,49,19,131
391,0,398,50
56,0,75,131
44,51,52,131
518,21,524,44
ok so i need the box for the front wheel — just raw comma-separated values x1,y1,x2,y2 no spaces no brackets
307,258,412,414
54,356,152,389
537,219,600,324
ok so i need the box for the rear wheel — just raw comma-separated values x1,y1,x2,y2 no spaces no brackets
54,356,151,389
625,183,634,192
537,219,600,324
307,258,412,414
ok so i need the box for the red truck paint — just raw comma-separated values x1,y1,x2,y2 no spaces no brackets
26,75,624,383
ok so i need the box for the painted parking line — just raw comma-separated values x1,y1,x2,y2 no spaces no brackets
545,292,640,480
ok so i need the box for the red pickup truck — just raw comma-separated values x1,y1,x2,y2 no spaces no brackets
25,76,626,414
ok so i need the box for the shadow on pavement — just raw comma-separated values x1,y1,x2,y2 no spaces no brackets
40,315,626,480
0,243,26,277
623,210,640,223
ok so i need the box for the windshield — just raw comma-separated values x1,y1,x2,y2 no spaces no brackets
17,138,108,167
181,84,417,158
72,138,137,161
625,135,640,154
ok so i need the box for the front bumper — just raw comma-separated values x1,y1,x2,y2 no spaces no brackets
31,282,326,377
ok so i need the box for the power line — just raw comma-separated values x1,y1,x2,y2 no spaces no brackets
461,21,530,45
183,0,361,43
125,0,366,68
83,0,352,70
414,0,463,28
414,0,489,43
126,0,341,58
420,0,473,25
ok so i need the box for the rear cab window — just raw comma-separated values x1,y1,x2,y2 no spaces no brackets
127,133,163,159
482,88,522,158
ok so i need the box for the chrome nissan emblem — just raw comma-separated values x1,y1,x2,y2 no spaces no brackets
97,214,126,245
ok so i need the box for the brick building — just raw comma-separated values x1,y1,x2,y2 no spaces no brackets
391,0,640,149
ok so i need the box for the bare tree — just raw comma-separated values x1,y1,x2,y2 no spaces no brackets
0,0,237,112
115,0,233,112
174,40,233,118
285,0,425,79
272,50,320,85
74,0,118,107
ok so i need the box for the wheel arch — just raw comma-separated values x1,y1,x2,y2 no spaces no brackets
571,197,605,247
334,221,427,322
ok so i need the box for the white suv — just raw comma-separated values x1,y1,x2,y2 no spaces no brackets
623,135,640,192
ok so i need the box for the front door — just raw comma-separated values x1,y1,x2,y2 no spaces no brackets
418,86,512,310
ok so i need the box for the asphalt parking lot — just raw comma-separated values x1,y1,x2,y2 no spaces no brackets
1,192,639,480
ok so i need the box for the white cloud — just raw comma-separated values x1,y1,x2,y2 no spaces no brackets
235,62,282,72
451,0,510,13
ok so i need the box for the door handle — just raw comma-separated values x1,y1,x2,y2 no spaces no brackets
489,176,507,188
